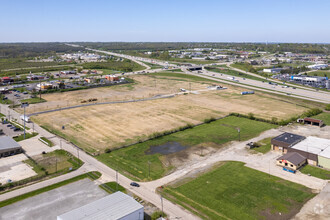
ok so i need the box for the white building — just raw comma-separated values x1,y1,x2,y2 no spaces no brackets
57,192,144,220
307,64,328,70
263,68,282,74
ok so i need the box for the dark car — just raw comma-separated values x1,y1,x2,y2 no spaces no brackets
13,127,20,131
130,182,140,187
6,124,12,127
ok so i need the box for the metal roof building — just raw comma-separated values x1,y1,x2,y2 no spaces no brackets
288,136,330,168
57,192,144,220
0,136,22,158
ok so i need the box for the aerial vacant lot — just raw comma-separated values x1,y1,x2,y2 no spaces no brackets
96,116,277,180
32,74,308,153
162,161,315,220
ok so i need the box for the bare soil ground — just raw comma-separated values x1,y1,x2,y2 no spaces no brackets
31,75,308,153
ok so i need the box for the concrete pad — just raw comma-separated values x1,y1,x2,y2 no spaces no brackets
19,135,60,156
0,162,36,184
0,178,108,220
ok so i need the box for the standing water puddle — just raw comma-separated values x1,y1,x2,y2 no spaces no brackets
145,142,187,155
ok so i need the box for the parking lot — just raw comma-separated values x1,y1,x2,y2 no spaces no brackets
0,178,108,220
0,121,23,137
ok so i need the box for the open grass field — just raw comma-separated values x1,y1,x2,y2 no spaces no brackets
96,116,276,181
307,70,330,78
312,112,330,125
31,74,308,154
162,161,315,220
300,165,330,180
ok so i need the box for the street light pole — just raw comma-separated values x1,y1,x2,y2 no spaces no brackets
21,102,29,140
237,128,240,142
160,194,164,217
148,161,151,178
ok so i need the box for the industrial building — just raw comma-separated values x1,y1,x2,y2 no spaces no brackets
289,136,330,167
0,136,23,158
57,192,144,220
263,68,282,74
276,152,307,171
271,132,305,153
307,64,328,70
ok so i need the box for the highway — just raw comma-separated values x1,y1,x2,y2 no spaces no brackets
86,47,330,103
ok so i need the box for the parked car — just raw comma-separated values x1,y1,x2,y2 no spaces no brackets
13,127,20,131
130,182,140,187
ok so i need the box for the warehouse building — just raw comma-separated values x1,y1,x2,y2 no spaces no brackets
288,136,330,166
271,132,305,154
318,147,330,169
276,152,307,171
57,192,144,220
0,136,23,158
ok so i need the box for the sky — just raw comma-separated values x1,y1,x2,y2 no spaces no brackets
0,0,329,43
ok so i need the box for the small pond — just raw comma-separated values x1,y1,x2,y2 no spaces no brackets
145,141,188,155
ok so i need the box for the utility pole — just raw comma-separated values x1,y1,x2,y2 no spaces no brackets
21,102,29,139
148,161,151,178
60,140,62,149
55,156,58,173
237,128,241,141
160,194,164,217
116,169,118,191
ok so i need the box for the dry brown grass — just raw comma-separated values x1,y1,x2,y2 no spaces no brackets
31,74,307,152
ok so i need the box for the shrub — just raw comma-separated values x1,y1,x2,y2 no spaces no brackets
325,104,330,111
105,148,112,153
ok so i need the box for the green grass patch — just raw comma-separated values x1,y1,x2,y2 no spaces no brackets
166,68,183,72
99,182,126,194
251,137,273,154
39,136,54,147
312,112,330,125
141,61,163,69
20,98,46,104
300,165,330,180
162,161,315,220
148,72,218,83
24,149,83,175
96,116,276,181
13,132,38,142
305,70,330,78
0,171,101,208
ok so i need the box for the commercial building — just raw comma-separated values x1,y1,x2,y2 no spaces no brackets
276,152,307,171
307,64,328,70
263,68,282,74
57,192,144,220
105,75,119,82
0,136,23,158
271,132,305,154
289,136,330,166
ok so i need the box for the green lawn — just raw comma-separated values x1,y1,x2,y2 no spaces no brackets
300,165,330,180
13,132,38,142
148,72,218,83
99,182,126,194
0,171,101,208
20,98,46,104
96,116,276,181
252,137,273,154
312,112,330,125
141,61,163,69
166,68,183,72
162,161,315,220
306,70,330,78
